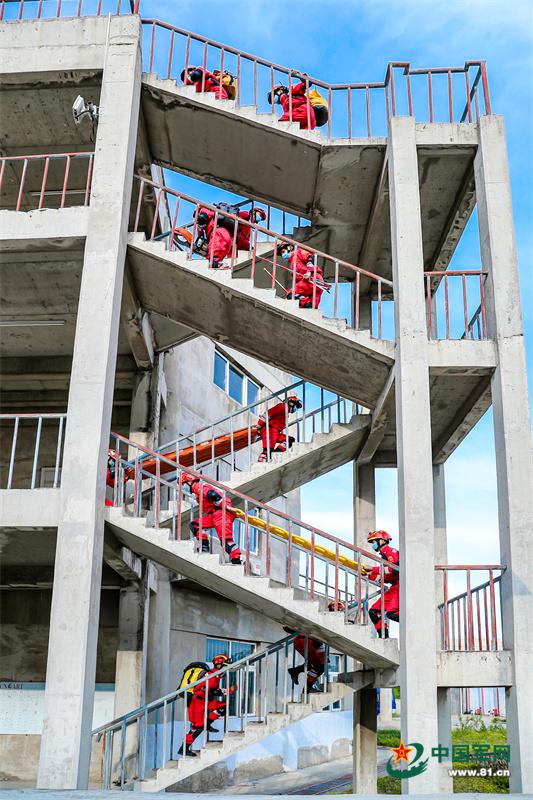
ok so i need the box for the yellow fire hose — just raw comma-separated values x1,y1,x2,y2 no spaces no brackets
233,508,370,576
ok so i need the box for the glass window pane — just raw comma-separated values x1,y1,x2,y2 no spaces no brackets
230,641,254,661
246,380,259,406
214,351,227,390
228,365,244,403
206,638,229,663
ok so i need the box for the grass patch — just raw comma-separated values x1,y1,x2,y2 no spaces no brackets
377,775,401,794
377,728,401,747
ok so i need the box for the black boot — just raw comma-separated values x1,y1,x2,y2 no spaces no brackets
178,744,197,757
288,665,304,685
201,539,210,553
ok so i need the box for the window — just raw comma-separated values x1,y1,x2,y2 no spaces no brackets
213,349,262,408
206,638,256,716
214,351,226,390
247,379,260,406
228,364,244,403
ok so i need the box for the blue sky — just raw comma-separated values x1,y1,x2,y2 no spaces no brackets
141,0,533,569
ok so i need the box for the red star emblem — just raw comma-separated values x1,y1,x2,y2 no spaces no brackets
390,741,414,764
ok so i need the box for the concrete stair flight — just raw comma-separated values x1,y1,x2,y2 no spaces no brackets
127,233,393,408
105,507,398,670
137,684,352,792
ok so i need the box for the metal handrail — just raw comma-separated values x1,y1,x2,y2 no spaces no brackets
0,152,95,212
142,18,491,137
132,176,392,337
1,412,67,490
91,630,348,787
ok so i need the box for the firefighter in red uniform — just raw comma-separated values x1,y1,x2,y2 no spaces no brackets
236,207,267,251
366,530,400,638
178,653,235,757
182,474,242,564
196,206,234,269
269,82,316,130
285,602,345,692
256,393,302,462
181,66,229,100
280,244,326,309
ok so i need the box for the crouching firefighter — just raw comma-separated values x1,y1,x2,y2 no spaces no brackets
196,206,234,269
182,474,242,564
366,530,399,638
256,393,302,462
284,602,345,693
178,653,236,757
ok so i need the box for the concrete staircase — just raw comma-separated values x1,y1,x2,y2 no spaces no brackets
127,233,393,408
136,683,352,792
223,415,370,503
106,506,398,670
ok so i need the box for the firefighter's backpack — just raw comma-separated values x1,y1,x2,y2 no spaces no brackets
178,661,210,694
308,88,329,127
212,70,237,100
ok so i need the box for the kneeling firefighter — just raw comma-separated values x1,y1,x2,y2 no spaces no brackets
256,393,302,462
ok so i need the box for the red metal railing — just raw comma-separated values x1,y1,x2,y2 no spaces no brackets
108,431,397,636
132,176,392,337
141,20,491,138
0,153,94,212
0,0,138,20
437,565,504,651
424,270,489,340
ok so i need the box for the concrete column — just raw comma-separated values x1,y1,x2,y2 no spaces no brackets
353,463,376,550
388,116,439,793
379,687,393,724
146,566,172,703
475,114,533,794
37,18,142,790
352,686,377,793
114,580,150,716
433,464,453,792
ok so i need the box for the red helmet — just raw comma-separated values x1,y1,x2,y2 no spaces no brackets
251,208,267,224
287,393,303,410
367,530,392,544
328,600,346,612
212,653,231,667
181,473,198,487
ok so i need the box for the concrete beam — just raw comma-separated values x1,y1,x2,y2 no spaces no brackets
0,16,111,75
103,533,143,584
427,339,497,371
0,208,88,250
121,264,154,370
353,464,376,551
0,488,60,528
437,651,513,688
357,367,394,465
414,123,479,147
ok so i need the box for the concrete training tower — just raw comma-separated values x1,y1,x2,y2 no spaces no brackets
0,5,532,795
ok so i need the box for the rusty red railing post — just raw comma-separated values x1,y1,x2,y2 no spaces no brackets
447,70,453,122
480,62,492,115
39,157,50,209
60,155,71,209
443,569,449,649
16,158,29,212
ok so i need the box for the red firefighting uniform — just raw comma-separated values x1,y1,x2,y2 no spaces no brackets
279,82,316,130
368,545,400,633
236,210,253,251
286,249,324,309
185,668,228,746
294,635,326,688
198,207,233,266
184,67,229,100
190,480,241,561
257,401,294,455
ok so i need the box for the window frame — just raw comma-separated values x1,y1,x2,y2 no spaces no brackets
213,348,263,408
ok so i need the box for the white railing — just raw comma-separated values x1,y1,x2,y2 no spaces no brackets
1,413,66,489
